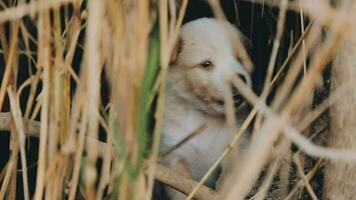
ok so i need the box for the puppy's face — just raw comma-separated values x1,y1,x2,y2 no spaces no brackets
168,18,252,116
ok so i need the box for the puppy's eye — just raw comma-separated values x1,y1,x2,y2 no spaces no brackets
200,61,214,70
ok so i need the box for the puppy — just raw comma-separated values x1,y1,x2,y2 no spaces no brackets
160,18,252,199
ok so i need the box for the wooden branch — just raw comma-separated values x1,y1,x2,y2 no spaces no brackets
0,112,219,200
154,163,219,200
0,112,40,136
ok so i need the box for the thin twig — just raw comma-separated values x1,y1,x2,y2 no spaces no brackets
285,159,324,200
293,154,318,200
0,0,78,24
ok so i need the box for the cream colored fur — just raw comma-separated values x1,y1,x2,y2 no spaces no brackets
159,18,252,200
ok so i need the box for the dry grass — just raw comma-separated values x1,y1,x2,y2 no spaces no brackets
0,0,355,200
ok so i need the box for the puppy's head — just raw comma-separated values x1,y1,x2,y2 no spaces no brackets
168,18,252,116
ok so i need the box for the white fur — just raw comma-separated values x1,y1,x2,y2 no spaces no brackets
160,18,251,199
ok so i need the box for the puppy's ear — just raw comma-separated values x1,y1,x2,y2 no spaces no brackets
235,32,254,73
169,37,184,65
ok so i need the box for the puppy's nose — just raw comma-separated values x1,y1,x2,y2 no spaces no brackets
237,74,247,84
231,86,244,108
231,86,238,95
231,73,248,108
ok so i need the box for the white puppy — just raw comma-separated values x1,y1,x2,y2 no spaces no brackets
160,18,252,199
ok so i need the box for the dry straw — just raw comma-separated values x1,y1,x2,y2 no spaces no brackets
0,0,356,200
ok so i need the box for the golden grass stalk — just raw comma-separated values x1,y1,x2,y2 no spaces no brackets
83,0,103,197
33,9,51,200
7,88,29,200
